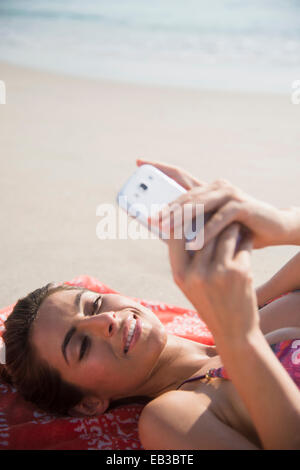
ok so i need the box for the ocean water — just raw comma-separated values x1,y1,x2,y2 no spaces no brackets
0,0,299,93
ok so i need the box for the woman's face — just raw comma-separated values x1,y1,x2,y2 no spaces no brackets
31,288,167,404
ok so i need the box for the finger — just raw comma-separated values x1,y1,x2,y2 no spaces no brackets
151,193,190,226
167,232,191,287
202,199,242,247
234,233,253,272
161,202,206,239
136,159,206,189
158,184,218,225
168,190,236,246
212,223,241,268
137,158,180,174
189,232,217,272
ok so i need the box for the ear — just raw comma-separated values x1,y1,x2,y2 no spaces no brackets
69,396,110,417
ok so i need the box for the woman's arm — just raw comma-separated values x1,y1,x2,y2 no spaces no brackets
256,251,300,307
167,223,300,449
259,292,300,333
215,329,300,450
283,206,300,246
256,251,300,333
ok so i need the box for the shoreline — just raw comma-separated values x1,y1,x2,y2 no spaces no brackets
0,61,299,308
0,59,293,98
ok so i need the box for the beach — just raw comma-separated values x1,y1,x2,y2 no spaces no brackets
0,61,299,309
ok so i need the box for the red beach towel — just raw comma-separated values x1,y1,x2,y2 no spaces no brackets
0,275,214,450
0,275,290,450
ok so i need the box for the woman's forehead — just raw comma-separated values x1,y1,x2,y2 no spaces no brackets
29,290,79,365
40,289,80,316
36,289,113,325
33,289,79,335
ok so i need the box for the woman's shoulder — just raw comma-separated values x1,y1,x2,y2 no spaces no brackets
138,385,259,450
139,387,210,450
138,390,188,449
140,388,191,416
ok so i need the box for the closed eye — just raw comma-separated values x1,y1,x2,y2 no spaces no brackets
89,295,103,316
79,336,90,361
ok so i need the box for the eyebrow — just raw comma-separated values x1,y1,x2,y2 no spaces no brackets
61,290,85,365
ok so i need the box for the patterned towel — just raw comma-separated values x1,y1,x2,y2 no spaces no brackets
0,275,214,450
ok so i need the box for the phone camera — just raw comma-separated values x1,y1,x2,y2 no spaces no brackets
139,183,148,191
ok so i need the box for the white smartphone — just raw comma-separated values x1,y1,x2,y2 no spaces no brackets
116,164,244,252
117,164,208,243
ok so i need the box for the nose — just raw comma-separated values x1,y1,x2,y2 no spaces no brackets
77,311,118,338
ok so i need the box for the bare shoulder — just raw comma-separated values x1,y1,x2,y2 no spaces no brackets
138,389,258,450
138,390,206,450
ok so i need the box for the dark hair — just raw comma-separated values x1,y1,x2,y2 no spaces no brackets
0,283,86,416
0,283,150,416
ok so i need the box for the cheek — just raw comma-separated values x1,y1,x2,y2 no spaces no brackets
135,320,167,371
85,357,133,395
86,342,124,380
146,317,167,348
88,344,113,374
104,294,152,315
80,357,112,390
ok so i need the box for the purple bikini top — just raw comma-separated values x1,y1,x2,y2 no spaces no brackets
177,339,300,390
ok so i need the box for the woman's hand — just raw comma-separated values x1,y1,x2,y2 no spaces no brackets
154,175,296,250
168,221,259,340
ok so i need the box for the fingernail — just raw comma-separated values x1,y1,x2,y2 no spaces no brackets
186,238,204,251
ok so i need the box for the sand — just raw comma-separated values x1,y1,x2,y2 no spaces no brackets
0,61,299,308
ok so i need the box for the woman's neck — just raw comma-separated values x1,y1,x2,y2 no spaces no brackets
131,334,214,399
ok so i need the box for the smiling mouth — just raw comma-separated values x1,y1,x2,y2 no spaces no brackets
124,317,137,353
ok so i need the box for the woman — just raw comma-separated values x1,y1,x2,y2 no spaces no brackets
1,160,300,449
